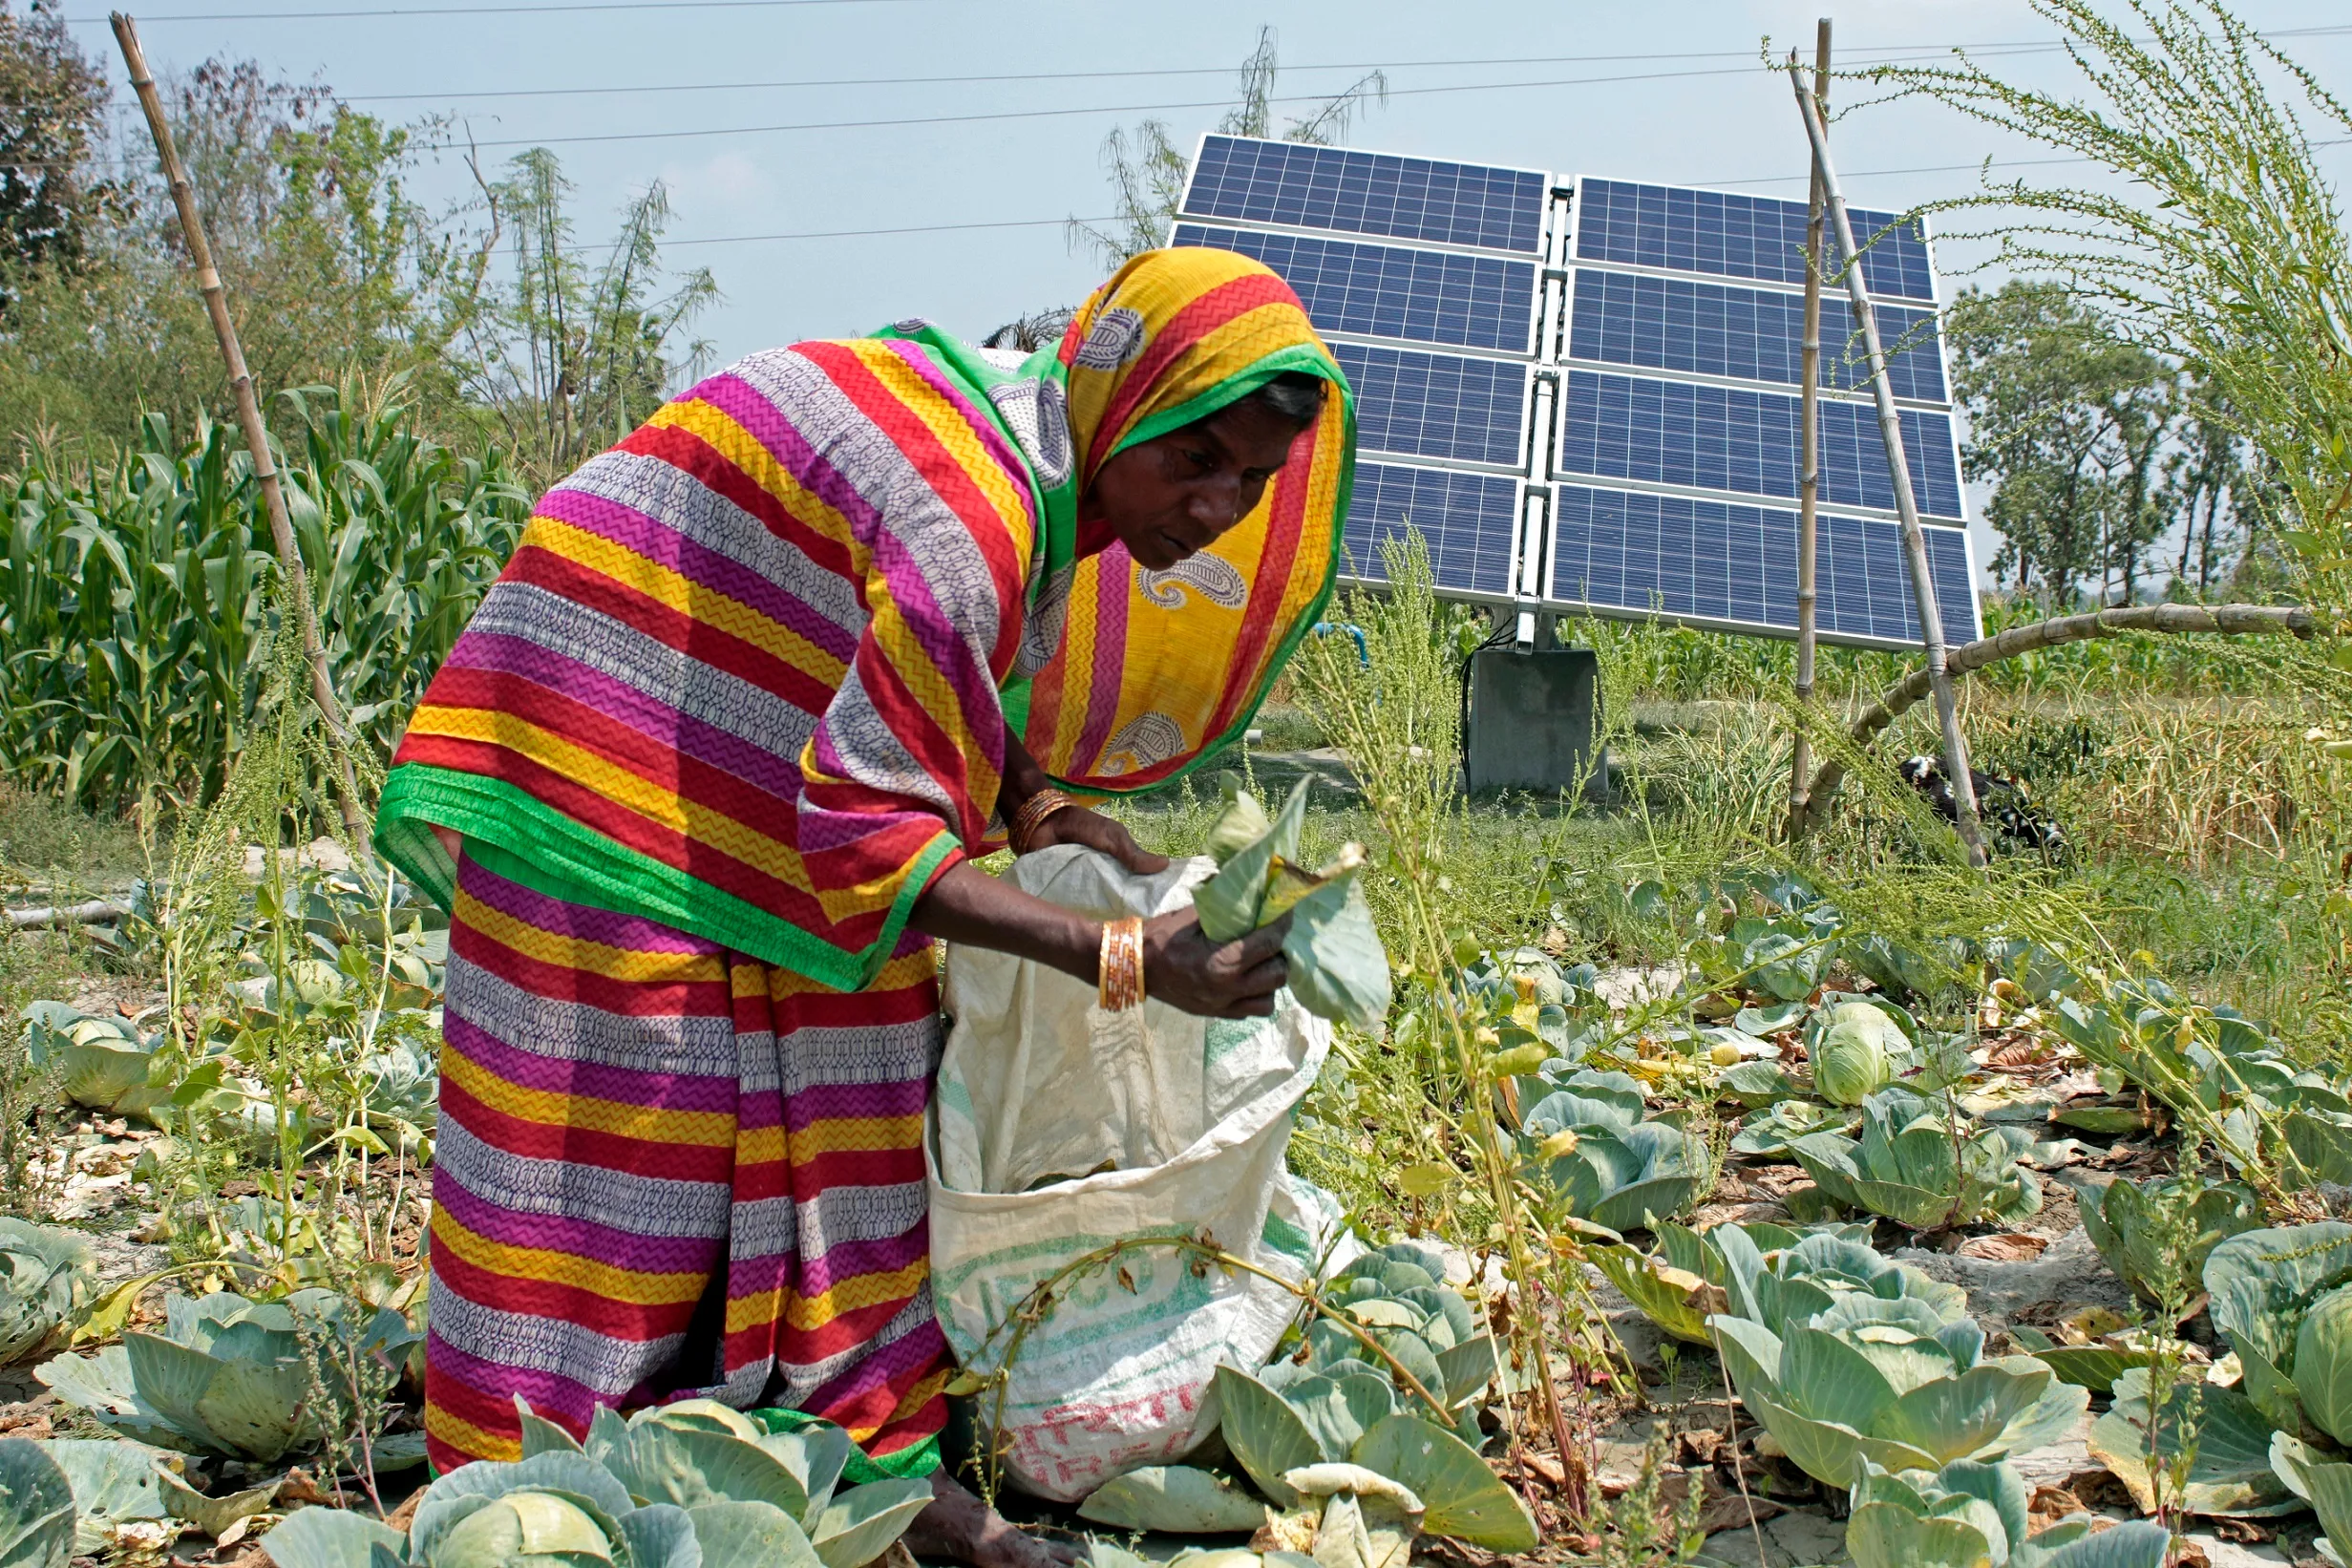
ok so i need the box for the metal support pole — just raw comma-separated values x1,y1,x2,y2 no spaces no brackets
112,12,371,847
1788,58,1988,868
1789,19,1830,842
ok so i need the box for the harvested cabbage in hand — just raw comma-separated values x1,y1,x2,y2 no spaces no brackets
1194,782,1391,1032
1202,773,1274,866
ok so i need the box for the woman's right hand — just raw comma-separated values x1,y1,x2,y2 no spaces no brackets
1142,909,1290,1019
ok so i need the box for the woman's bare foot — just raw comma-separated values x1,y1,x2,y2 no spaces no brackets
901,1470,1085,1568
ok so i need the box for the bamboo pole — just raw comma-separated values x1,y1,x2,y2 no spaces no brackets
1789,20,1831,841
1796,603,2315,824
1787,59,1989,869
110,12,371,847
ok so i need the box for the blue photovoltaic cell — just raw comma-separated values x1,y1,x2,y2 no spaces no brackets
1344,463,1519,595
1567,270,1945,402
1170,223,1536,354
1546,484,1978,646
1556,371,1963,520
1182,134,1546,254
1329,342,1528,467
1575,179,1935,302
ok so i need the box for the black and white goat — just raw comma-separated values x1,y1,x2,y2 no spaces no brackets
1897,754,2070,860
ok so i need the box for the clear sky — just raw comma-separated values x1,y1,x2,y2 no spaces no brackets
57,0,2352,579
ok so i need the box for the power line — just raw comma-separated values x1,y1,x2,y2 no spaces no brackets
0,42,2062,117
258,43,2070,104
442,62,1909,152
13,23,2349,119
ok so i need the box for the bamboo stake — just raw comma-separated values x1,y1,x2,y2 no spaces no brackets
1789,19,1831,841
111,12,371,847
1788,58,1989,869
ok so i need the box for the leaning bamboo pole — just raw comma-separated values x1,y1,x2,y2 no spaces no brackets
1789,19,1831,841
111,12,371,846
1793,603,2317,828
1788,57,1989,868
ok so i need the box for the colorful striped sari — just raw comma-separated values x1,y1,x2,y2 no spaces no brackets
375,248,1356,1474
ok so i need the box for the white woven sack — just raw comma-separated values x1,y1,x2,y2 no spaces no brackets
927,843,1332,1501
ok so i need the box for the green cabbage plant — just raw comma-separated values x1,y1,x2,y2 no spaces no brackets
2275,1077,2352,1185
1268,1242,1497,1446
39,1288,419,1463
2273,1432,2352,1568
2046,980,2336,1177
1209,1363,1536,1553
264,1400,931,1568
1592,1218,1929,1346
1076,1465,1269,1534
0,1436,76,1568
1518,1070,1714,1233
1194,781,1389,1032
2086,1365,2295,1515
1730,1100,1856,1157
1847,1455,2170,1568
2077,1174,2260,1307
0,1218,92,1364
1788,1091,2043,1231
2004,1322,2167,1395
1813,1001,1902,1106
2202,1221,2352,1441
21,1002,165,1118
1707,1290,2087,1488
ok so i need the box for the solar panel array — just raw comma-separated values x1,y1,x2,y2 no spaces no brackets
1557,177,1977,646
1171,136,1981,649
1176,135,1547,597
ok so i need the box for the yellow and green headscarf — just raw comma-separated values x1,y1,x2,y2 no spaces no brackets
884,246,1357,792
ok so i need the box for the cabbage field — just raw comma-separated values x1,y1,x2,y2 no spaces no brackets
2,3,2350,1557
0,523,2344,1568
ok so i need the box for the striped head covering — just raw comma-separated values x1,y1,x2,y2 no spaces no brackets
903,247,1357,791
377,248,1352,987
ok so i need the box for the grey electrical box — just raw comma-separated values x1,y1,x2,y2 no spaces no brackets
1465,647,1602,795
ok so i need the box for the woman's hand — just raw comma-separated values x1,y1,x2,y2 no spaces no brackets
1143,909,1288,1018
1026,803,1171,876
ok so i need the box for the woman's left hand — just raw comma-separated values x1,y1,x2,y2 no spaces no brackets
1025,803,1170,876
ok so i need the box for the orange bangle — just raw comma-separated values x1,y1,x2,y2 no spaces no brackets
1008,788,1074,856
1099,916,1145,1011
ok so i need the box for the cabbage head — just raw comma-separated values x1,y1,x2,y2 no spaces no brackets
2204,1222,2352,1440
1814,1003,1901,1106
2296,1283,2352,1447
1847,1455,2170,1568
0,1219,92,1364
1788,1091,2042,1232
1707,1291,2086,1488
1190,780,1390,1031
1202,775,1274,867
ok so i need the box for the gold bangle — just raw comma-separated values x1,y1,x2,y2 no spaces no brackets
1099,916,1145,1011
1008,788,1075,856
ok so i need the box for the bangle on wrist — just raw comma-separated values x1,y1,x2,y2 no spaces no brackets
1008,788,1075,856
1098,916,1145,1011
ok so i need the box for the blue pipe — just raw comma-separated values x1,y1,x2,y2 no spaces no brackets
1312,621,1370,667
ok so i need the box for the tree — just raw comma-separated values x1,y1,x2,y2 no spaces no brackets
1868,0,2352,616
437,147,717,483
2158,383,2249,595
0,54,438,455
1944,281,2182,605
1067,28,1388,270
0,2,112,287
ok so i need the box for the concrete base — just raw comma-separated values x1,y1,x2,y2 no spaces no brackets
1464,646,1602,795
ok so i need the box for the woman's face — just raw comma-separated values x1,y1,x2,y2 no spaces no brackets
1082,396,1312,572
